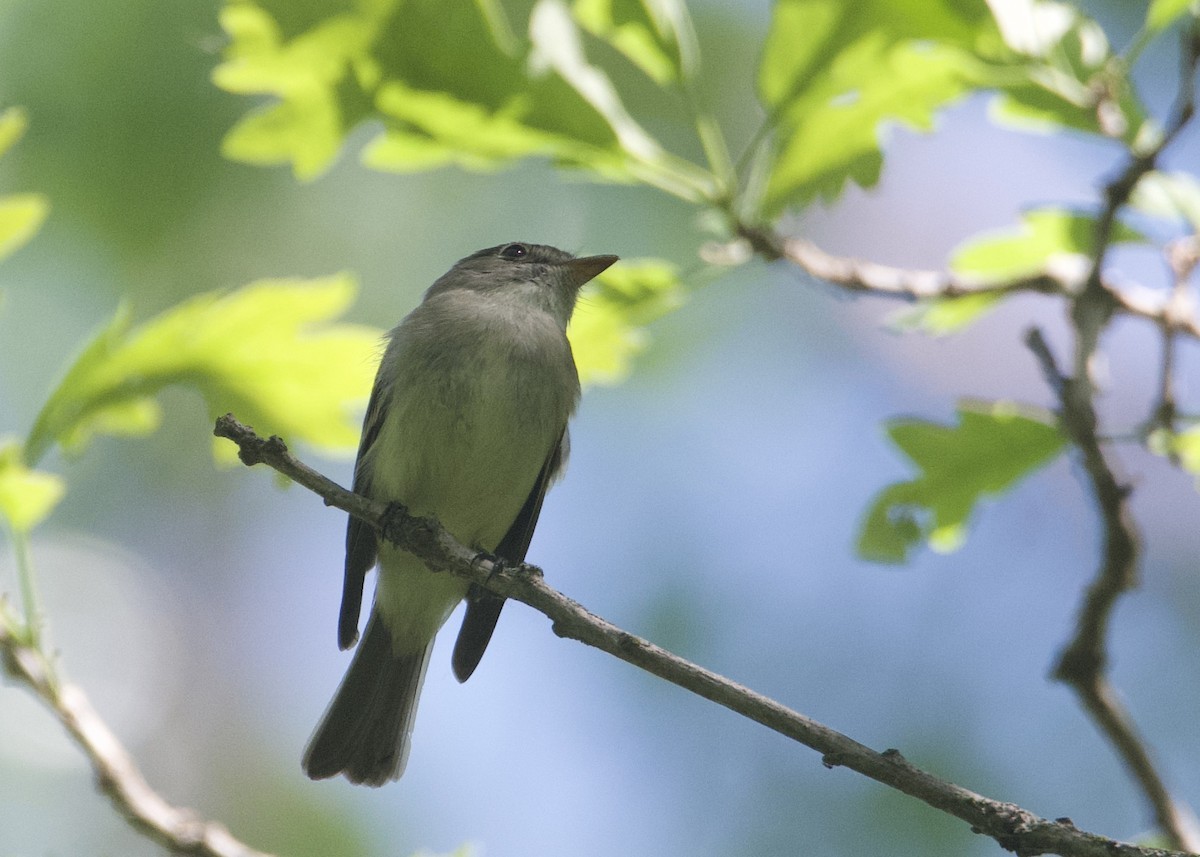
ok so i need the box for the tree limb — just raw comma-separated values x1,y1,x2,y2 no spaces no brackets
1025,328,1198,852
0,617,274,857
215,413,1192,857
735,226,1069,301
1036,23,1200,852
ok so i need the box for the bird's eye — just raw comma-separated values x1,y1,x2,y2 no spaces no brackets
499,243,528,260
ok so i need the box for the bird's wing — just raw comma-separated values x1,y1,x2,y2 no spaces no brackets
338,373,391,650
450,430,567,681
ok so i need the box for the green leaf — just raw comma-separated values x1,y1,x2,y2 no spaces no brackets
950,207,1147,283
0,441,65,533
527,0,667,165
215,0,714,199
986,0,1147,143
757,0,998,214
568,258,684,385
0,108,49,261
213,3,383,179
570,0,696,85
889,292,1004,336
756,0,1150,213
988,0,1097,57
25,275,383,466
1154,425,1200,475
1130,170,1200,232
858,401,1066,563
0,193,49,262
215,0,688,190
1146,0,1196,34
0,107,30,160
364,77,627,177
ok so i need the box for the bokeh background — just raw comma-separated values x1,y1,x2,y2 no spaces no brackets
1,1,1199,855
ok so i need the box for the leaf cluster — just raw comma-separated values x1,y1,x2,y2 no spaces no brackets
1,1,1199,852
206,0,1198,565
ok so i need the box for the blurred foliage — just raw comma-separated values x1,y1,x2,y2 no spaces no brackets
950,207,1148,284
0,108,47,264
859,401,1066,563
757,0,1001,213
23,275,382,469
0,106,60,537
569,257,685,384
1,0,1199,853
213,0,711,196
0,0,1194,597
888,293,1005,337
208,0,1200,571
1131,170,1200,232
0,441,63,534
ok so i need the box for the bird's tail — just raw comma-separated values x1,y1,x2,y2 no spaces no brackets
302,613,432,786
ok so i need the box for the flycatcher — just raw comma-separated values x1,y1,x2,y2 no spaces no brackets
303,242,617,785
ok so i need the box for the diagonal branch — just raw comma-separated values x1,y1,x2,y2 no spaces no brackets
216,413,1192,857
0,618,273,857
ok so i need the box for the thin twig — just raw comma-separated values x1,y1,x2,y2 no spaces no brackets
0,618,273,857
731,226,1200,345
215,413,1193,857
1149,237,1200,442
1147,241,1192,439
735,227,1069,301
1072,17,1199,389
1044,22,1200,852
1026,327,1200,853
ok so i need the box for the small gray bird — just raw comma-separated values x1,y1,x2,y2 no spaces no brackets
302,242,617,786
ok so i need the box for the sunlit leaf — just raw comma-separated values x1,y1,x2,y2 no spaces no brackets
25,275,383,466
568,258,684,385
1154,425,1200,475
757,0,998,214
0,441,65,533
889,292,1004,336
213,4,383,179
529,0,665,165
950,207,1147,283
986,0,1146,143
858,401,1066,563
1146,0,1196,34
1131,170,1200,232
987,0,1088,56
365,77,626,177
571,0,695,85
0,107,30,159
215,0,690,189
0,108,49,261
756,0,1152,214
0,194,49,262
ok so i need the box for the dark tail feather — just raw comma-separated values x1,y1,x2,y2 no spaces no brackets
451,586,505,682
303,613,432,786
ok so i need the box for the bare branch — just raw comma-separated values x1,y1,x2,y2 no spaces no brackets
1025,324,1200,852
1145,237,1199,441
735,227,1067,301
734,223,1200,346
0,618,273,857
1035,23,1200,852
216,413,1193,857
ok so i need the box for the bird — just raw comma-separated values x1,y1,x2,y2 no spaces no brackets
302,241,617,785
